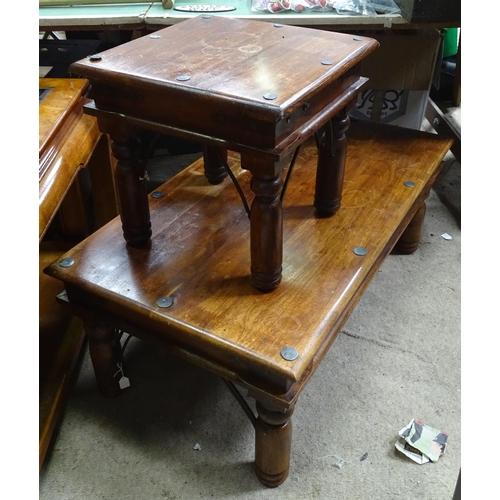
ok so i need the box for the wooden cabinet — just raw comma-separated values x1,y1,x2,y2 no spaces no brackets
39,77,119,471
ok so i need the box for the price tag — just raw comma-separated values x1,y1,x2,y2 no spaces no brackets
119,376,131,390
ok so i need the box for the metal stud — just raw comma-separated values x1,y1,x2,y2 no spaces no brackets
404,181,416,188
202,14,212,18
59,258,75,268
274,23,284,27
353,36,364,41
176,75,190,81
157,296,174,308
281,347,299,361
353,247,368,256
321,60,333,65
263,93,277,100
149,34,161,39
89,54,102,61
151,191,164,199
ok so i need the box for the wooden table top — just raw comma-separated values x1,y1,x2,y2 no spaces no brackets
39,77,104,240
45,121,453,406
69,16,378,153
39,78,89,157
70,15,376,111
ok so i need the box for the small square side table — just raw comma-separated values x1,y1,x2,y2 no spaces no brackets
69,16,378,290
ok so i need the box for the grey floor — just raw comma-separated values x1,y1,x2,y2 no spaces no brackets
39,111,461,499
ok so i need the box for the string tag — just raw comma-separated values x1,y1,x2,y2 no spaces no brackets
114,362,131,390
119,376,131,390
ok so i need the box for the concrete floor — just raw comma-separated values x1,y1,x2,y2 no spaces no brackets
39,113,461,499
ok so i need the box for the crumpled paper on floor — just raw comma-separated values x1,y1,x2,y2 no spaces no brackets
395,418,448,464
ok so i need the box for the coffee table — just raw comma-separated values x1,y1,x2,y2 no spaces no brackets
68,15,379,290
44,120,453,487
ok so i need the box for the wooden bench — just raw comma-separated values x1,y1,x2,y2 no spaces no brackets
44,120,453,486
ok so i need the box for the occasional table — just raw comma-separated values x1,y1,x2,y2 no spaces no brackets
44,120,453,487
68,15,379,290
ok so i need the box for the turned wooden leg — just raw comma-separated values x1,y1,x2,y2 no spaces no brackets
110,133,152,247
395,202,427,254
314,108,350,217
254,402,294,487
84,322,124,398
249,172,283,292
203,145,228,185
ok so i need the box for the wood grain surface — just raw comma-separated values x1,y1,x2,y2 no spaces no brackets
45,121,453,408
70,16,378,152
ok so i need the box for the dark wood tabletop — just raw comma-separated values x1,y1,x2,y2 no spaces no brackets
45,121,453,407
43,119,453,486
69,15,379,154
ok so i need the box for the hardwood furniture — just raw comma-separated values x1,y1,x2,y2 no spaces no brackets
68,15,378,291
40,77,91,241
44,120,453,487
39,77,118,241
39,77,119,470
40,242,86,471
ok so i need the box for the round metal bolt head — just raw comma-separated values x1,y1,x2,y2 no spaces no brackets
404,181,416,188
157,296,174,308
263,93,278,100
281,347,299,361
274,23,284,27
353,247,368,256
202,14,212,18
149,34,161,39
321,59,333,65
59,258,75,268
151,191,164,199
89,55,102,61
353,36,364,41
176,75,190,81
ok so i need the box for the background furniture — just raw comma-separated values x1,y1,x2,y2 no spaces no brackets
39,77,119,470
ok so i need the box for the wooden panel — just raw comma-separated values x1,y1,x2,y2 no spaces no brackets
39,242,86,471
45,121,453,402
39,78,88,157
39,104,101,241
39,78,119,241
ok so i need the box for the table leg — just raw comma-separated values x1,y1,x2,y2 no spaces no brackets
110,133,152,247
249,171,283,291
84,322,124,398
314,108,350,217
395,202,426,254
203,145,228,185
254,401,294,487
